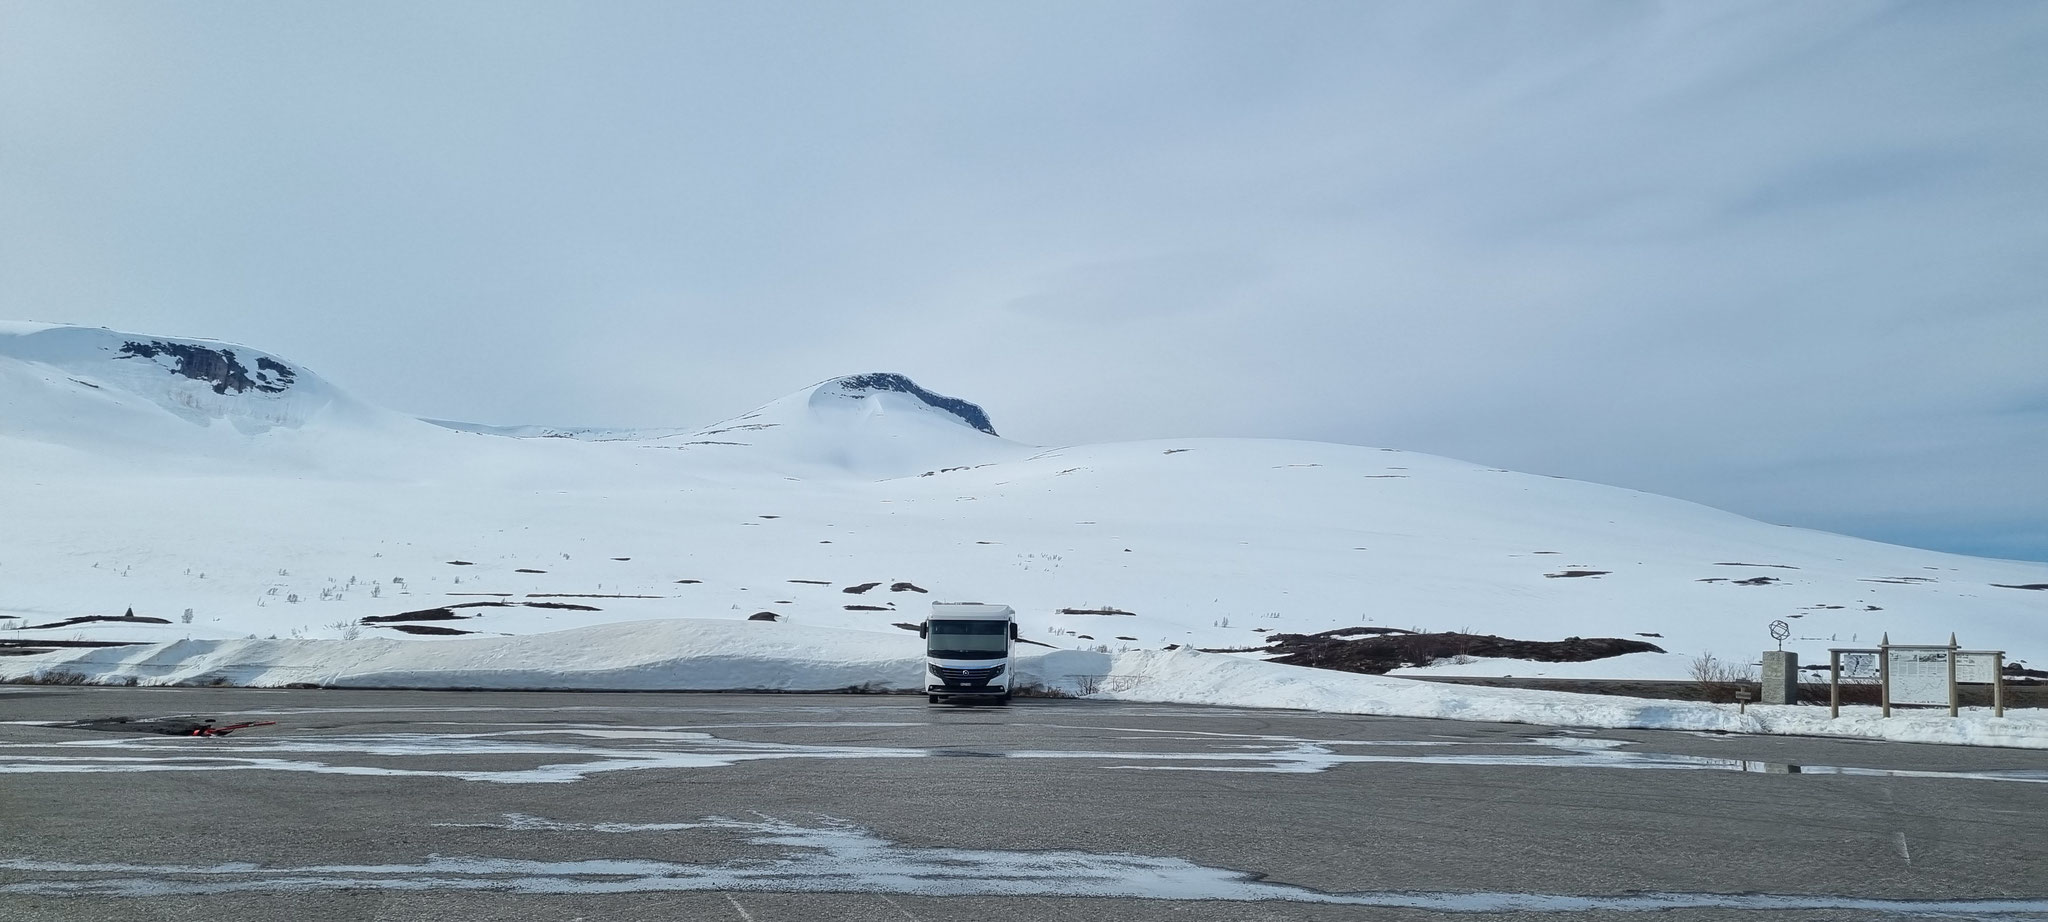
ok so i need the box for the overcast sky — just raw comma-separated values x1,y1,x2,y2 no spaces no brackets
3,1,2044,561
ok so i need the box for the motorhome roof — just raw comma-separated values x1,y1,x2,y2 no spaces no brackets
929,602,1014,618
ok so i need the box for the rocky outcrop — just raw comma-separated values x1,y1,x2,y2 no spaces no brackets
117,341,297,395
829,373,998,435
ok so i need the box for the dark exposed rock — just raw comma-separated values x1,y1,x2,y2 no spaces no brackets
116,341,296,395
829,373,998,435
842,582,881,594
890,582,927,593
1993,583,2048,591
748,611,781,621
1544,570,1610,579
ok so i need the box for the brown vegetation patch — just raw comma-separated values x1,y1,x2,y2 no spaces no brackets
526,593,663,599
363,608,471,623
14,613,171,630
385,624,474,635
1259,627,1664,676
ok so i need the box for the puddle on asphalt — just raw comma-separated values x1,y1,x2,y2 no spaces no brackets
0,814,2041,917
1,724,2042,786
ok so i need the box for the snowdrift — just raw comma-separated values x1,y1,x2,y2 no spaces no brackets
7,621,2043,749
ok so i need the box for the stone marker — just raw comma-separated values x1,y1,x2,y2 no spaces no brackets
1761,650,1798,705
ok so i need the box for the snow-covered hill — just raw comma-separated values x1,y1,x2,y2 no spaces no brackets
2,322,2042,681
0,321,473,474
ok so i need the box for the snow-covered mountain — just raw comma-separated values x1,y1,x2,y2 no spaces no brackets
0,321,469,474
430,372,1031,480
2,322,2042,680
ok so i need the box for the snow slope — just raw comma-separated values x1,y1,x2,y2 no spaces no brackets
626,372,1035,480
2,322,2043,685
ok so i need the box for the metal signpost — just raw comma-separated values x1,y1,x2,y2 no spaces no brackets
1828,633,2006,719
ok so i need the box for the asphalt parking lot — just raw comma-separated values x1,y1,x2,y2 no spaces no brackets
2,687,2044,921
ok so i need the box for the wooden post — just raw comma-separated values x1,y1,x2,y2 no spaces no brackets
1995,652,2006,718
1879,633,1891,718
1948,633,1960,718
1829,649,1841,718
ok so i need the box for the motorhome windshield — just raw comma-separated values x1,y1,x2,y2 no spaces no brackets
926,619,1009,660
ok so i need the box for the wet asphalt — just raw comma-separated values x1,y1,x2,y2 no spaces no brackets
0,687,2044,922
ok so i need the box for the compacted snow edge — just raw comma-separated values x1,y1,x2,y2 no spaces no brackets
5,619,2042,749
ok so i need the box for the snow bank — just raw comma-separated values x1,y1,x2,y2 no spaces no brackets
6,621,2042,749
0,621,929,692
1091,648,2048,749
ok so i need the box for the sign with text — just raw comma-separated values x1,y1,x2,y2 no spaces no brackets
1839,652,1879,679
1955,652,1999,684
1887,650,1950,706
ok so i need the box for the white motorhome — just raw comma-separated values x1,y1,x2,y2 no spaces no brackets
920,602,1017,705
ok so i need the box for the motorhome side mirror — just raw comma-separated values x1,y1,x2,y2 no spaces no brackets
917,624,928,639
1009,623,1019,640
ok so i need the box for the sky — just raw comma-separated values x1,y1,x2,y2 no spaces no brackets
2,1,2044,562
